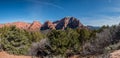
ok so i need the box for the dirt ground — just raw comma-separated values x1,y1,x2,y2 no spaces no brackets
0,51,32,58
0,50,120,58
110,50,120,58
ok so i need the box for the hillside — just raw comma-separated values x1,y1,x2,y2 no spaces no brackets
0,17,120,58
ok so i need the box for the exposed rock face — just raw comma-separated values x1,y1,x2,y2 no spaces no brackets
68,17,83,29
0,21,42,31
0,22,31,29
55,17,84,30
40,16,84,30
12,22,31,29
41,21,55,30
0,24,4,28
0,17,86,30
29,21,42,31
55,17,69,30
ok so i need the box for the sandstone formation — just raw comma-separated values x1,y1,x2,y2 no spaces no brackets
41,21,55,30
0,17,87,30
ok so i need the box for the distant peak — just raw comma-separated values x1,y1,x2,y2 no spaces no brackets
45,20,52,23
0,17,87,30
41,21,55,30
64,16,76,18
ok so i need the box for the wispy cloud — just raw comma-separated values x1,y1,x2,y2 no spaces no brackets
26,0,64,10
110,7,120,13
24,0,65,23
81,15,120,26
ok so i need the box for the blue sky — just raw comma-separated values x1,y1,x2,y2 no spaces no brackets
0,0,120,26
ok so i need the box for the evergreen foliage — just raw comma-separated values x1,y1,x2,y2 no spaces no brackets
0,24,120,58
0,26,45,55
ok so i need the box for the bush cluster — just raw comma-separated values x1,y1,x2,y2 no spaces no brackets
0,26,45,55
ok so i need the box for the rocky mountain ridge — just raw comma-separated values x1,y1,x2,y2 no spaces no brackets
0,17,87,30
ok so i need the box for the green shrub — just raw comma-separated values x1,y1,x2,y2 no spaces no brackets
0,26,45,55
0,26,30,55
47,28,81,55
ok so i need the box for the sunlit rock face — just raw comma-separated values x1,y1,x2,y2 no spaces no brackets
29,21,42,31
0,17,87,30
40,21,55,30
55,17,84,30
0,22,31,29
0,21,42,31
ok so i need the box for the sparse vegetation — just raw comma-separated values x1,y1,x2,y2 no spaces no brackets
82,24,120,56
0,24,120,58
